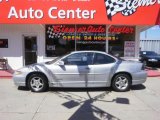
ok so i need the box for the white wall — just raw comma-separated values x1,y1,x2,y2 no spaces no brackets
135,25,153,57
0,24,45,70
140,40,160,54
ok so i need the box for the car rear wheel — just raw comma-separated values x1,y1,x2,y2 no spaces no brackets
112,74,131,92
28,74,48,92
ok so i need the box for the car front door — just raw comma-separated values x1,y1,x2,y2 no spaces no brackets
92,53,116,87
51,52,94,87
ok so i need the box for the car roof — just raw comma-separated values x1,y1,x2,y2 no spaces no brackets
71,50,107,54
70,51,119,61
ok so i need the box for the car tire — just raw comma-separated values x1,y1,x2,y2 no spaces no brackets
143,60,147,67
112,74,131,92
27,74,48,92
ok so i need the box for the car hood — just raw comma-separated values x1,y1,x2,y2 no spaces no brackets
26,62,47,70
17,62,47,72
146,56,160,59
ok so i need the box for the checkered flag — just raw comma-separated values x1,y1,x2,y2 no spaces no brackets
105,0,123,20
47,25,64,39
105,0,136,20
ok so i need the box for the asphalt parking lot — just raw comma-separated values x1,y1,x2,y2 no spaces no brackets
0,77,160,120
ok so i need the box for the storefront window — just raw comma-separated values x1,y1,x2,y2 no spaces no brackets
108,25,135,57
76,25,106,51
45,24,106,57
45,25,75,57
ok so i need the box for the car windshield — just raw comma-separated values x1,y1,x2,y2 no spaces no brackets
141,51,158,56
45,53,68,64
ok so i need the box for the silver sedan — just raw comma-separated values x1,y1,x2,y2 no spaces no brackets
13,51,147,92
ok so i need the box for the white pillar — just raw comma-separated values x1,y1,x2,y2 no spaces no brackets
135,26,141,58
106,25,111,53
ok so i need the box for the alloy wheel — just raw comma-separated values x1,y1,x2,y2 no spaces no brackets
115,76,129,90
30,77,44,92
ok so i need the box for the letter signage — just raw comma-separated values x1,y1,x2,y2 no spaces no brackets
109,26,135,34
0,0,159,25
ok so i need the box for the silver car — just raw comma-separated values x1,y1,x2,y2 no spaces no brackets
13,51,147,92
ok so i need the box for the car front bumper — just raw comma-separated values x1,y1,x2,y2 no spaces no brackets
13,74,26,87
147,61,160,66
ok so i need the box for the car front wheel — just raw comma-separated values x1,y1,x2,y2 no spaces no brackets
28,74,48,92
112,74,131,92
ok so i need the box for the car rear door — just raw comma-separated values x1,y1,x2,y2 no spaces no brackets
92,53,116,87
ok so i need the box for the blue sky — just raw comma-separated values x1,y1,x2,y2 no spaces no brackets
140,25,160,40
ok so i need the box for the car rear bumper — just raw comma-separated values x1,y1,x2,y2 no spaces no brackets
132,70,147,85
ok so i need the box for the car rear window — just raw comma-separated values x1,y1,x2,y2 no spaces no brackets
93,53,116,64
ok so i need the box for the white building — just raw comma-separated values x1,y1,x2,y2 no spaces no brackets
0,24,149,70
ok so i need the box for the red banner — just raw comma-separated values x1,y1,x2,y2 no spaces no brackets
0,0,159,25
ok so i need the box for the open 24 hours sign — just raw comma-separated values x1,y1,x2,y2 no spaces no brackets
0,0,159,25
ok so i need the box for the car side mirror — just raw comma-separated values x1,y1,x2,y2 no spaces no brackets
57,61,64,66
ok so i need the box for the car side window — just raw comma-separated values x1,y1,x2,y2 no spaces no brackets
93,53,115,65
62,52,94,65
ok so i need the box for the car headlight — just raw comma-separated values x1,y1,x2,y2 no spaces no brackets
14,71,23,75
148,59,158,62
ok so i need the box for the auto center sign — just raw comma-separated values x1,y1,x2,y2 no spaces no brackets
0,0,159,25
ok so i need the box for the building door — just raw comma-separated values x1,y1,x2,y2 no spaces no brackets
24,36,37,65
